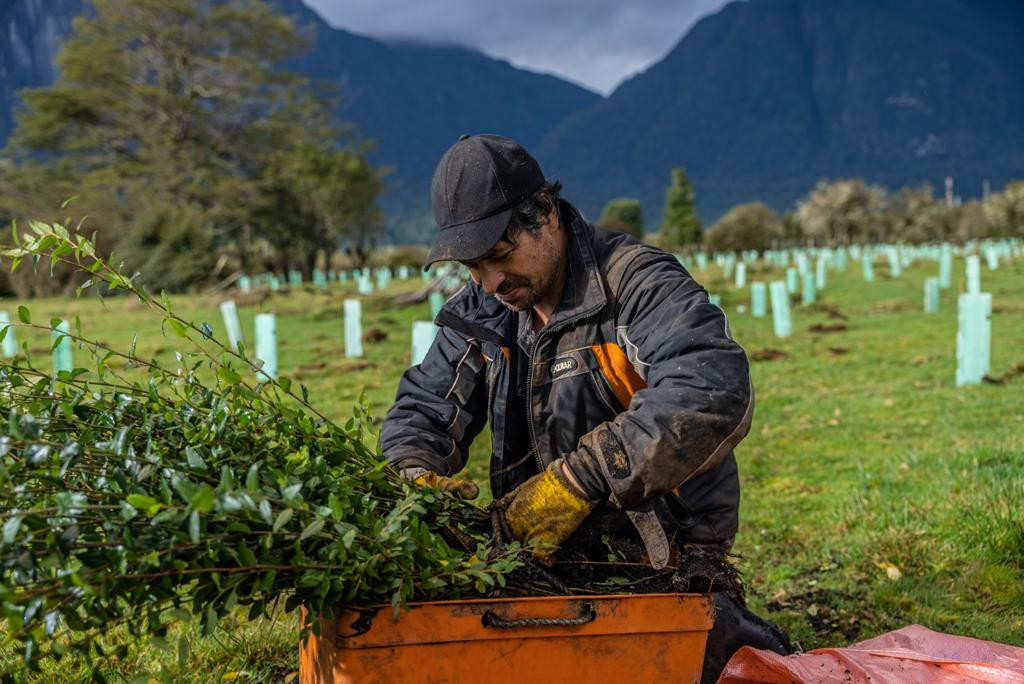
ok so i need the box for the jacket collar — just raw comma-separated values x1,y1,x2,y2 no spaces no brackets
436,199,607,345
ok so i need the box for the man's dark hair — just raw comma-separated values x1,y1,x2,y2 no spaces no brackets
505,180,563,243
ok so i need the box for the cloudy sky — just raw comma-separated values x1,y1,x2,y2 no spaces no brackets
303,0,731,95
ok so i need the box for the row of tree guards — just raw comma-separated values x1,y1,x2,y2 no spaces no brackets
0,240,1016,387
692,238,1018,387
234,264,427,296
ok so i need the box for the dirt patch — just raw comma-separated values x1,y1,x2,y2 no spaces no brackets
362,328,388,344
827,347,848,356
765,586,873,643
342,360,377,372
297,361,328,372
752,348,789,361
809,323,847,334
810,304,849,321
983,362,1024,384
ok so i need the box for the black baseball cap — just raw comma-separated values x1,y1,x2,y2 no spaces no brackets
425,134,546,269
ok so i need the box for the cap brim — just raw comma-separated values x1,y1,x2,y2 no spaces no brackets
423,206,513,270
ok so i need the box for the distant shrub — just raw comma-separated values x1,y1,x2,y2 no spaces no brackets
797,179,887,245
598,198,645,239
704,202,782,252
983,180,1024,237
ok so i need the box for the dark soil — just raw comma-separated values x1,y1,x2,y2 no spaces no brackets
362,327,388,343
752,348,789,361
827,347,849,356
765,586,873,643
811,303,849,321
983,362,1024,384
535,536,746,606
808,323,847,334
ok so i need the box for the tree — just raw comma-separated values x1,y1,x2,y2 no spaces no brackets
983,180,1024,237
780,210,804,246
703,202,781,253
1,0,380,293
256,144,383,273
598,198,645,239
796,179,887,245
885,184,943,243
659,168,702,248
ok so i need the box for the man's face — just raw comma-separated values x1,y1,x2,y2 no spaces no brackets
460,208,566,312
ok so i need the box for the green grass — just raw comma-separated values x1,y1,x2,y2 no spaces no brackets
3,254,1022,679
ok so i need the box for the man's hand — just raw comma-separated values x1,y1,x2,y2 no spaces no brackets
406,468,480,500
499,459,597,567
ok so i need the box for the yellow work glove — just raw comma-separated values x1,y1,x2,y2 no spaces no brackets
412,470,480,500
500,460,597,567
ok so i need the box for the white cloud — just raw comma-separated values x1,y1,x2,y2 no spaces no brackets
302,0,729,94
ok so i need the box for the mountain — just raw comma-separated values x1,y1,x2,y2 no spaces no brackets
0,0,80,145
535,0,1024,226
0,0,600,243
5,0,1022,238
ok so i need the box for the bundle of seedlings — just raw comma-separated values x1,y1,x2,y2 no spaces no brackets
0,222,527,679
0,222,745,680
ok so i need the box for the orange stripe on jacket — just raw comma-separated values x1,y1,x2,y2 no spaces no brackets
591,343,647,408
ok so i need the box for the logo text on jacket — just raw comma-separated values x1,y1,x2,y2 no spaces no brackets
550,357,579,379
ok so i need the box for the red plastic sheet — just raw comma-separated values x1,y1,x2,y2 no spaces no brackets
718,624,1024,683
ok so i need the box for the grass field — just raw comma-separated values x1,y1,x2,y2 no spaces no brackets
3,249,1023,681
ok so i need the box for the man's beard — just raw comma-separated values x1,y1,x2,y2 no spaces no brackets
495,276,539,311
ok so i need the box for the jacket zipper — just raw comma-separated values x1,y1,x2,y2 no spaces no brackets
525,310,601,475
486,348,500,440
526,330,544,474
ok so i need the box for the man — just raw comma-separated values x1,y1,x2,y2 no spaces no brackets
381,134,789,680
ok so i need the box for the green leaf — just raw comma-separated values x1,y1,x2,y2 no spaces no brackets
177,636,190,669
272,508,293,533
2,515,21,546
189,510,201,544
204,605,218,636
258,499,273,525
341,528,356,550
17,306,30,324
238,542,257,566
168,319,188,339
190,486,215,514
245,462,260,491
217,367,242,385
185,446,207,471
126,494,159,511
299,518,325,541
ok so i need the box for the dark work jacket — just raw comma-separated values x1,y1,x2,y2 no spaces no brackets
380,201,752,546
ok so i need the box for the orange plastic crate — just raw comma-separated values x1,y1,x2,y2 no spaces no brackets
300,592,714,683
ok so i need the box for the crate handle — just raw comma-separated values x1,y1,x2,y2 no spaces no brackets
481,602,596,629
